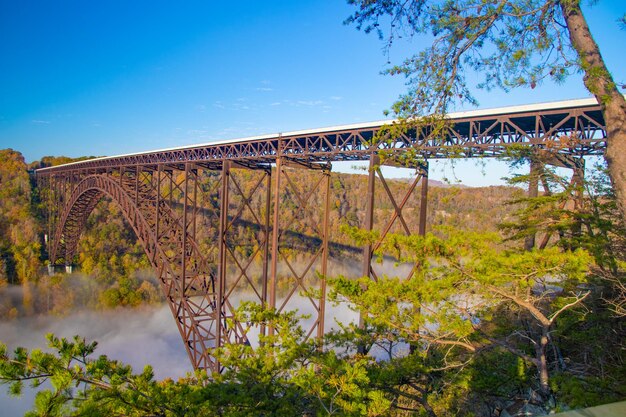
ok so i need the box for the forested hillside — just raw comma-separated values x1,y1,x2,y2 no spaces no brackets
0,151,160,317
0,150,40,317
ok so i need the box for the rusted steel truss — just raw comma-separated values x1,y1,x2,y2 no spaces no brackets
36,101,607,372
361,155,429,283
38,103,605,174
269,158,331,340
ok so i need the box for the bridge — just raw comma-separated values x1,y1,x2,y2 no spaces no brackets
35,97,607,372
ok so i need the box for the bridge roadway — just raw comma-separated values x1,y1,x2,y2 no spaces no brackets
35,98,607,372
37,97,605,174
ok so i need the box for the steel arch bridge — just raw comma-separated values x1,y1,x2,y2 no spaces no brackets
36,98,607,372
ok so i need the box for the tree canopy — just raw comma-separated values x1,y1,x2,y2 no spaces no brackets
346,0,626,222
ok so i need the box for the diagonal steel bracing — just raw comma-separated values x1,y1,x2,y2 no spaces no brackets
360,155,429,283
269,159,331,340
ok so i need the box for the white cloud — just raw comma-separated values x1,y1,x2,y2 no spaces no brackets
297,100,324,106
31,119,51,124
187,129,208,135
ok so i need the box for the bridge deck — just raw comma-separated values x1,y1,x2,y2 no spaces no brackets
36,97,606,175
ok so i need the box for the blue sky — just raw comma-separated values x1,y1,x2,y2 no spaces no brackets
0,0,624,185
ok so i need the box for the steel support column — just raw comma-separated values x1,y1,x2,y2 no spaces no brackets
360,154,378,281
358,154,378,341
155,165,162,261
316,170,331,341
261,168,272,337
217,161,230,356
182,163,190,305
418,162,429,237
269,158,282,336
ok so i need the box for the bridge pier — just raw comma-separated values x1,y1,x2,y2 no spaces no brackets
269,157,332,340
216,161,229,357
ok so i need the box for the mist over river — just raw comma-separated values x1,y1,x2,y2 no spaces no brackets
0,255,403,414
0,290,364,415
0,304,190,415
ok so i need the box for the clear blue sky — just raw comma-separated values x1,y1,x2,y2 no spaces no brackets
0,1,624,184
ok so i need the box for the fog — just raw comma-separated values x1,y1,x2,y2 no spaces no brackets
0,304,190,415
0,297,362,415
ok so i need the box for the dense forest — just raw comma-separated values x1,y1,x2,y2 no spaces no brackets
0,150,161,318
0,148,624,416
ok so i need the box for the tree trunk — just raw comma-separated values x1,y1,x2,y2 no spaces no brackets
535,329,551,401
420,399,437,417
560,0,626,224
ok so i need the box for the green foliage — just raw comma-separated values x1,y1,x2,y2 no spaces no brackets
210,303,391,416
345,0,620,118
0,149,40,286
28,155,98,170
0,306,392,417
550,372,626,409
0,333,215,416
327,159,624,413
332,226,594,410
499,156,626,319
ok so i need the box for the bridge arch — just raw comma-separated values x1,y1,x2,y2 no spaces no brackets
50,173,223,370
52,176,156,266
